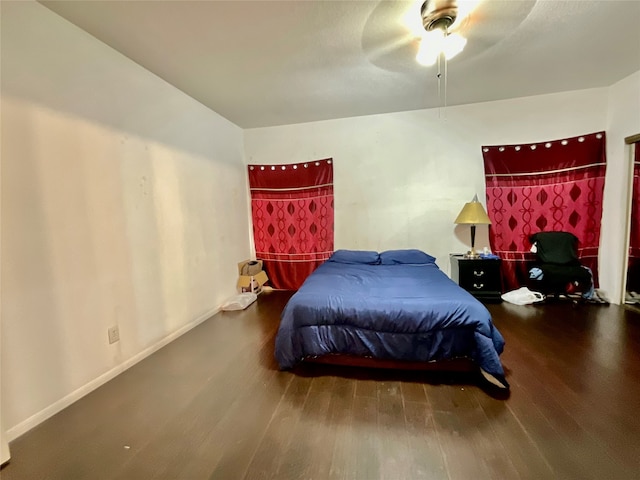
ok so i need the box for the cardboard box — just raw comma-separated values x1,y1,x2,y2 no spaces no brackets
237,259,269,293
238,259,263,276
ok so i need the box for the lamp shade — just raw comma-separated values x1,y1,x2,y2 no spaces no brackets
454,196,491,225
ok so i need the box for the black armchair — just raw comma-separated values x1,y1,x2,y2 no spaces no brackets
528,231,593,298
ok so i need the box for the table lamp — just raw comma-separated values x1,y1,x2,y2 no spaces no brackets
454,194,491,258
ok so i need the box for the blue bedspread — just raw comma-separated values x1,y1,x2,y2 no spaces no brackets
274,256,508,387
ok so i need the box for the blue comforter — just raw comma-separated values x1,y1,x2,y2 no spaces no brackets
275,257,508,387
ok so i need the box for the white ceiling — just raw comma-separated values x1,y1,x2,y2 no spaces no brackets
39,0,640,129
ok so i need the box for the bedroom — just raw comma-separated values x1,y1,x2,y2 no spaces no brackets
1,0,640,478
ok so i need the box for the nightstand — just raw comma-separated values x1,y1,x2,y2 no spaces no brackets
450,254,503,303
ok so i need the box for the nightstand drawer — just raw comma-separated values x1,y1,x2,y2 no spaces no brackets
450,255,502,302
457,262,501,291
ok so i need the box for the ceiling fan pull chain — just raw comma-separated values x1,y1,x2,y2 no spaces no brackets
444,48,448,114
437,54,442,118
443,25,448,119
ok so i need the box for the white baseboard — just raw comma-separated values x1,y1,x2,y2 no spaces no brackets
6,307,220,441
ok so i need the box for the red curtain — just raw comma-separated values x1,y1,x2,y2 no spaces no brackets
483,132,606,291
248,159,334,290
628,143,640,293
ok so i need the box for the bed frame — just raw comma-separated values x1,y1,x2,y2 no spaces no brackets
303,354,477,372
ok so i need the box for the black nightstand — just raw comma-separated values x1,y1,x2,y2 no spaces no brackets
450,254,503,303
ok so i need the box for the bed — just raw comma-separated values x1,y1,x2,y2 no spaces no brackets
274,249,509,389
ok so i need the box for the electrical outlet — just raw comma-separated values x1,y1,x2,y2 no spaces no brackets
108,326,120,344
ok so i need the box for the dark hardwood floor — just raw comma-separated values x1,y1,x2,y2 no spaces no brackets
3,291,640,480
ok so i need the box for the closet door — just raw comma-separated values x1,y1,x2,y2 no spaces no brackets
625,137,640,304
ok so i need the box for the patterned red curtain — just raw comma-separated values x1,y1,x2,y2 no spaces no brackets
627,143,640,293
248,159,334,290
482,132,606,291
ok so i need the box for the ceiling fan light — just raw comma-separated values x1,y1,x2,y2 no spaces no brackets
443,33,467,59
416,47,438,66
416,29,445,66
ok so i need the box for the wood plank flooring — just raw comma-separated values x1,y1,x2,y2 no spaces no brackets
2,291,640,480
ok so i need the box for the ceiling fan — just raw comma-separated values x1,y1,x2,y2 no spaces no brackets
361,0,536,74
410,0,481,66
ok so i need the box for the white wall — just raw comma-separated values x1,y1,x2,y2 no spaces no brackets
244,89,612,276
0,80,9,464
245,74,640,301
1,1,250,439
603,71,640,302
